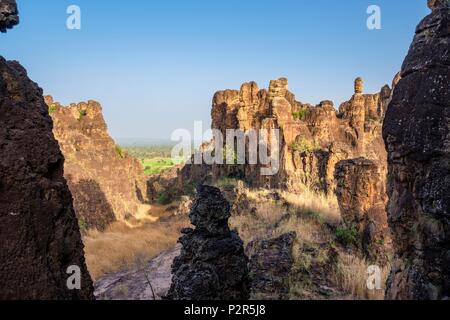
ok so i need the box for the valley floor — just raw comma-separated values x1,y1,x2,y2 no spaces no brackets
87,180,389,300
83,203,190,281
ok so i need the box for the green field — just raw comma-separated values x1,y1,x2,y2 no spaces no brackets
122,145,187,175
141,157,175,175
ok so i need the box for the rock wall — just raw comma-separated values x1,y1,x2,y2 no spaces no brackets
166,185,249,300
46,97,149,231
334,158,391,265
383,1,450,300
183,76,393,194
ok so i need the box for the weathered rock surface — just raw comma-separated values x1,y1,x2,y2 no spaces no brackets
95,245,181,300
246,232,296,300
0,57,94,299
383,1,450,300
166,185,249,300
147,164,185,204
334,158,392,264
182,76,394,195
46,96,150,231
0,0,18,32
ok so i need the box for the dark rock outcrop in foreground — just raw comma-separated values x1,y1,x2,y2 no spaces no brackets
0,57,94,299
0,0,18,32
334,158,392,265
0,4,94,298
383,1,450,300
166,185,249,300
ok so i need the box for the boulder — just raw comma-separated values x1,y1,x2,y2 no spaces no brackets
246,232,296,300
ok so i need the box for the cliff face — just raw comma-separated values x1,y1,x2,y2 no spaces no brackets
184,77,393,194
0,0,93,300
383,1,450,300
46,97,149,231
334,158,392,265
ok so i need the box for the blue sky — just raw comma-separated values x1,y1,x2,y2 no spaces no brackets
0,0,428,141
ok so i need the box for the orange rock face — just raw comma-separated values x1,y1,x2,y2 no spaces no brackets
334,158,392,264
47,97,149,231
201,77,394,193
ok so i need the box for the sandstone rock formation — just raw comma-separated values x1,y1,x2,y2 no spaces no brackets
383,1,450,300
166,185,249,300
46,96,149,231
0,0,18,32
246,232,296,300
0,60,94,298
182,76,394,194
334,158,391,264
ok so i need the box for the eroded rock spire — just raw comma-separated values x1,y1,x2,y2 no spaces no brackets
166,185,249,300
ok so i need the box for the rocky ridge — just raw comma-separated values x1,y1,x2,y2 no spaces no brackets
46,96,150,231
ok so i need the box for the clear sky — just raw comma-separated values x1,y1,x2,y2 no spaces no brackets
0,0,429,141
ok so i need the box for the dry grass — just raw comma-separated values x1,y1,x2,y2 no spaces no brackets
230,186,390,300
83,205,190,281
280,189,342,226
230,201,287,245
331,253,389,300
230,188,341,246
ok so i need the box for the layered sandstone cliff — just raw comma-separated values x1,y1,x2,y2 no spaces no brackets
0,2,94,298
184,76,393,195
46,96,149,231
383,0,450,300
